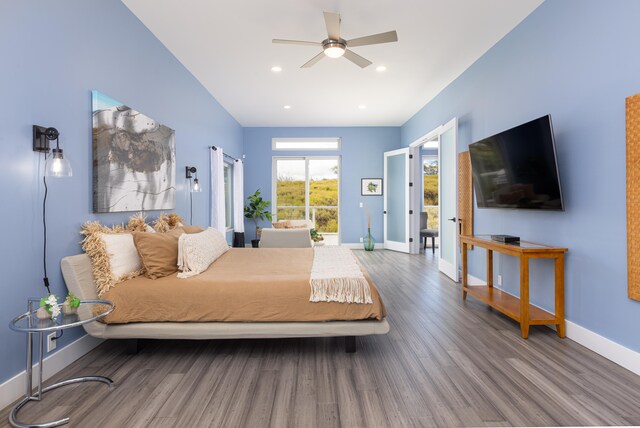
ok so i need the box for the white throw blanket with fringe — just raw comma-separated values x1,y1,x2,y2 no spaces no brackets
309,246,373,304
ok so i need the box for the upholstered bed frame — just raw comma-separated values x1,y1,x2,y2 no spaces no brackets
61,254,390,352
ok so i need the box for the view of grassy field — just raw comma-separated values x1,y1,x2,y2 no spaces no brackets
276,178,338,233
424,170,439,229
276,173,439,233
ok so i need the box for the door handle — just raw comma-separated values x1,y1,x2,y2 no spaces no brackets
448,217,457,222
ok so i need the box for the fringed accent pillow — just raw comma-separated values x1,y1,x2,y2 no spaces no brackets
153,213,185,232
81,222,146,297
272,221,291,229
128,212,155,233
177,228,230,278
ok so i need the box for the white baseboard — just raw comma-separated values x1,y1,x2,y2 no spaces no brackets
0,334,103,410
563,321,640,376
341,243,364,249
466,273,486,285
462,274,640,376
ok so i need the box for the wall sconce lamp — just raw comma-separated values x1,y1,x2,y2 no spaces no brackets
33,125,73,177
185,166,202,193
32,125,73,297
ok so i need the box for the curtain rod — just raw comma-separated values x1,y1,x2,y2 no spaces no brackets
210,146,240,162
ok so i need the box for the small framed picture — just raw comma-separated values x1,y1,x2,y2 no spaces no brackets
361,178,383,196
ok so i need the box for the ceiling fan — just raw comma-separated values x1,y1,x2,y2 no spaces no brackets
273,12,398,69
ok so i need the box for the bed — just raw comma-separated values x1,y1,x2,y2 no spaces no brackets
61,248,389,353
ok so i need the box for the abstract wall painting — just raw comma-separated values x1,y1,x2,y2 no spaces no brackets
92,90,176,213
361,178,383,196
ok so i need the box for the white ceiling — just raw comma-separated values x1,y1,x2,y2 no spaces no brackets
122,0,543,127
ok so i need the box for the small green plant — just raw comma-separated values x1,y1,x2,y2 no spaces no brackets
244,189,273,236
65,292,81,309
310,228,324,242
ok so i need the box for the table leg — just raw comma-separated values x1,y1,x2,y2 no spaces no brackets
555,255,566,338
487,250,494,288
10,375,113,427
25,332,32,399
462,242,468,300
519,255,530,339
37,332,43,400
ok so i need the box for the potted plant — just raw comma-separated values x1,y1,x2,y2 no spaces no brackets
244,189,273,248
310,228,325,246
37,294,61,320
62,292,81,315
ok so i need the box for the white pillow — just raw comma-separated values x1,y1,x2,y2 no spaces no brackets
177,228,229,278
100,233,143,278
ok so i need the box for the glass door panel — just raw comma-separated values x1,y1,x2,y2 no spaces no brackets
439,123,458,281
309,158,339,236
387,154,406,242
384,148,410,253
275,158,306,220
274,157,340,245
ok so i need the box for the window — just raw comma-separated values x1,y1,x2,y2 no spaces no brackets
272,138,341,151
223,162,233,230
423,155,439,230
272,156,340,245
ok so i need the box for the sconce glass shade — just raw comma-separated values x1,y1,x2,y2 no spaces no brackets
45,148,72,177
191,177,202,193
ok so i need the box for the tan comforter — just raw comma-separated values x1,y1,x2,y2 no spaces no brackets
101,248,386,324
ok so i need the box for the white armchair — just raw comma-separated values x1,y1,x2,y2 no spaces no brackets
259,228,313,248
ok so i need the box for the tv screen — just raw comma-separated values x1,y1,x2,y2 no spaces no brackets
468,115,564,210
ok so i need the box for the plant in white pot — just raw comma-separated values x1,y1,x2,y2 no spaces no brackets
62,292,81,315
310,228,325,246
37,294,61,320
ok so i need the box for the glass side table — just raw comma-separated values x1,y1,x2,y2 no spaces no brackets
8,299,115,428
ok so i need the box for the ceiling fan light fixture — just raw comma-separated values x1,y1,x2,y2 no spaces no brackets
323,40,346,58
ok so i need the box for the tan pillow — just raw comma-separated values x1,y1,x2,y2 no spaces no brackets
285,224,308,229
133,228,185,279
81,222,146,297
272,221,290,229
182,225,205,234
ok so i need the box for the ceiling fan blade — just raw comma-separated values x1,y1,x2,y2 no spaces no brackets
343,49,372,68
323,11,341,40
272,39,322,46
301,52,325,68
347,31,398,47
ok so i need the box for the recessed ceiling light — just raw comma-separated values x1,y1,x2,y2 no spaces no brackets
271,66,282,72
376,65,387,72
358,104,367,109
283,105,291,109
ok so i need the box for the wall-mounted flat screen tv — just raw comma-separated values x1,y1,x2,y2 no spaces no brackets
468,115,564,211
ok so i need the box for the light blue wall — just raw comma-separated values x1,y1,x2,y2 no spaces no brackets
243,128,400,244
0,1,242,384
401,0,640,351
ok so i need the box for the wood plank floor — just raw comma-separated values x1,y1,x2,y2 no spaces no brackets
3,249,640,427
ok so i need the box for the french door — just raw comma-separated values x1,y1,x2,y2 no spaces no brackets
438,119,458,281
383,148,411,252
272,156,340,245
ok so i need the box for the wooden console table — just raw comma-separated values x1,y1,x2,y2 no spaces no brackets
460,235,567,339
